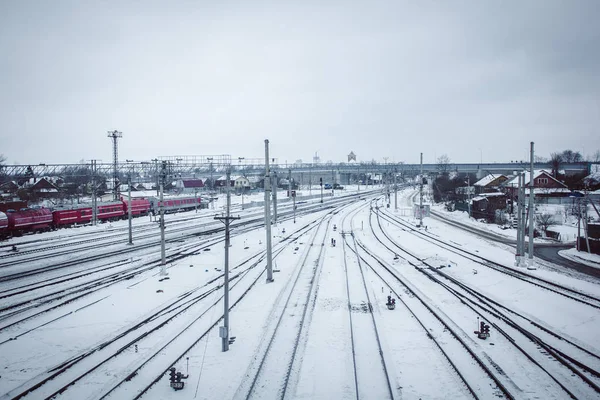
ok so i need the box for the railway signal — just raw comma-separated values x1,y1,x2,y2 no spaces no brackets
476,320,491,339
168,367,188,390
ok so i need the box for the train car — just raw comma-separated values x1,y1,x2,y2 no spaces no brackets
52,205,93,227
53,201,125,227
95,201,126,221
149,195,202,214
121,197,151,216
0,211,8,238
6,207,53,235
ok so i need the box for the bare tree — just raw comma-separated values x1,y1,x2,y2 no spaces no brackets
561,150,583,163
536,213,554,235
0,154,6,184
589,150,600,163
436,154,451,175
550,152,562,178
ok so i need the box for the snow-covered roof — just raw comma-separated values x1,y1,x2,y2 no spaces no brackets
247,176,262,183
583,171,600,186
473,174,506,187
471,192,506,202
504,169,566,188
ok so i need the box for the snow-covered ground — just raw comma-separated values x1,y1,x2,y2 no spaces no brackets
559,248,600,269
1,187,599,399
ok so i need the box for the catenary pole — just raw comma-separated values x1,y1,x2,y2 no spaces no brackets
520,173,524,265
394,167,398,210
528,142,535,268
515,173,522,266
91,160,97,226
264,140,274,282
215,168,240,351
272,171,278,223
159,161,167,274
128,173,133,245
419,152,424,227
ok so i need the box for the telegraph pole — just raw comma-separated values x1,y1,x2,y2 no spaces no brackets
528,142,535,269
215,168,240,352
419,152,424,227
264,140,274,282
159,161,167,275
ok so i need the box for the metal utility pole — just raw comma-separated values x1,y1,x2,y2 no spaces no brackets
272,171,278,223
394,168,398,210
528,142,535,268
467,175,472,218
332,169,335,196
320,177,324,203
419,152,424,227
107,130,122,201
309,164,312,195
91,160,98,226
128,172,133,245
215,168,240,352
515,173,522,266
159,161,167,274
520,172,527,263
289,168,296,223
264,140,274,282
288,168,292,199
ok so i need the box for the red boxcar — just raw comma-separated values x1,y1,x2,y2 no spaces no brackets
6,207,53,235
122,197,151,216
52,206,92,227
96,201,125,221
53,201,126,227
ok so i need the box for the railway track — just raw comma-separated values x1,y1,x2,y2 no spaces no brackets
0,212,326,338
338,204,397,399
348,235,514,397
232,212,333,399
377,202,600,309
0,214,325,400
368,201,600,399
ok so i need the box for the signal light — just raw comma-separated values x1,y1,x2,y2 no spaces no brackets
169,367,176,382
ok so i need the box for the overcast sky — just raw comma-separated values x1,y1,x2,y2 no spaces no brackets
1,1,599,165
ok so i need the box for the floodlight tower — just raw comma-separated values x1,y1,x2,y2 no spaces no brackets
107,130,122,200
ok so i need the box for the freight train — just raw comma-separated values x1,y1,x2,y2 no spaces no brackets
0,194,204,239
